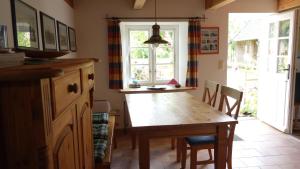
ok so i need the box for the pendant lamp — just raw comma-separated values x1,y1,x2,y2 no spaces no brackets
144,0,169,47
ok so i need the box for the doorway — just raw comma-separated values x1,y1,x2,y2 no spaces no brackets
228,11,297,134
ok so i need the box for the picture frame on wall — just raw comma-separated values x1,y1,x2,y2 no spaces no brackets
68,27,77,52
200,27,219,54
57,21,68,51
40,12,57,51
0,25,8,49
11,0,39,50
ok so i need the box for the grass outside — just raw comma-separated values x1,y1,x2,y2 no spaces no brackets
227,65,258,117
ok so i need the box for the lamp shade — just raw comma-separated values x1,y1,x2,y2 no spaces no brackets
144,24,169,46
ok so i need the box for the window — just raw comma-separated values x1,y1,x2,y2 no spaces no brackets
121,22,188,88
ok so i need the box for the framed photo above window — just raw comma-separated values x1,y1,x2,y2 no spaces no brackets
40,12,57,51
11,0,39,50
68,27,77,52
57,21,68,51
200,27,219,54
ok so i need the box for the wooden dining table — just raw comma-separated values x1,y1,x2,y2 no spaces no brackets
125,92,238,169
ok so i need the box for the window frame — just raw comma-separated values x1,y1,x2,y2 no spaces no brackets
124,24,179,86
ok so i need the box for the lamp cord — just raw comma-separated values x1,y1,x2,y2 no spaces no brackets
155,0,157,24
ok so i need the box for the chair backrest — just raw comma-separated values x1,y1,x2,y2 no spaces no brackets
218,86,243,120
202,80,219,107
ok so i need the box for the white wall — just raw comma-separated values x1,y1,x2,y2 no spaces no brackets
74,0,278,128
0,0,76,57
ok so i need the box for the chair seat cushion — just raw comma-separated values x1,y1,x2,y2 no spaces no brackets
93,112,109,124
94,138,108,162
185,135,216,145
93,123,108,139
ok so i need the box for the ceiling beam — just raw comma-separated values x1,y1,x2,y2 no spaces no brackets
278,0,300,12
205,0,235,10
133,0,147,9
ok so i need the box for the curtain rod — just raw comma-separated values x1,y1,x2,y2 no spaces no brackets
105,16,207,20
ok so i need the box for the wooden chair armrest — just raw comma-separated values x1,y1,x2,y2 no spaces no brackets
109,110,120,116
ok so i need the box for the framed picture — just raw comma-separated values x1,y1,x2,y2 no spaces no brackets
68,27,77,52
200,27,219,54
0,25,8,48
11,0,39,50
40,12,57,51
57,21,68,51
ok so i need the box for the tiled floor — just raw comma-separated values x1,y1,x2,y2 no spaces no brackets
111,119,300,169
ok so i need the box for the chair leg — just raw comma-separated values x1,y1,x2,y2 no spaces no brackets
190,147,197,169
227,146,233,169
181,140,187,169
113,135,117,149
176,138,182,162
131,132,136,150
208,148,213,160
171,137,176,150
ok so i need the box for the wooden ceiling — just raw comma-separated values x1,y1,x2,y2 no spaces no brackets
132,0,236,10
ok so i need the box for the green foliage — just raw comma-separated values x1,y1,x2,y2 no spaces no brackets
130,31,148,47
132,66,149,81
130,48,149,59
241,89,257,116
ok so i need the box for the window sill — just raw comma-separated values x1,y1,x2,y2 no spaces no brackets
119,85,196,94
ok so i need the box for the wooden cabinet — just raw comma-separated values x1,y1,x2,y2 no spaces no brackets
0,58,97,169
77,102,93,169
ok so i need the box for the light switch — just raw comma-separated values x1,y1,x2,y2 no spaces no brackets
218,60,224,70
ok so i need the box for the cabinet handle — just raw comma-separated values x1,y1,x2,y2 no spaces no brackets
68,83,78,93
88,73,94,80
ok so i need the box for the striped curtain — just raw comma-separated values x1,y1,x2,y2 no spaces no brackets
186,19,201,87
107,19,123,89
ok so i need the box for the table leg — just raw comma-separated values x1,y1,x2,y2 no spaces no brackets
131,131,136,149
214,124,227,169
138,135,150,169
123,100,127,134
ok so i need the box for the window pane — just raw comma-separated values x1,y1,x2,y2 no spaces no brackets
268,39,276,55
156,47,174,64
269,23,275,38
277,57,288,73
131,65,149,81
279,20,290,37
160,30,174,47
130,30,149,47
156,64,174,81
130,48,149,64
278,39,289,56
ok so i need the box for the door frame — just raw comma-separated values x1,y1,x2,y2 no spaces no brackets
289,9,300,134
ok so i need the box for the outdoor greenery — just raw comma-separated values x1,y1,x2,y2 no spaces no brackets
228,15,259,117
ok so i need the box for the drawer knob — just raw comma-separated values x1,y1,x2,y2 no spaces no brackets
88,73,94,80
68,83,78,93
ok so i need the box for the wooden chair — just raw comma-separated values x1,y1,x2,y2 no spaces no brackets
175,80,219,155
202,80,220,107
179,86,243,169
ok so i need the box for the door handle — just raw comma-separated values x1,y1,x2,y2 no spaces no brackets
285,64,290,80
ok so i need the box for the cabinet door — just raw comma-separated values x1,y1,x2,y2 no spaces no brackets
52,107,79,169
77,102,93,169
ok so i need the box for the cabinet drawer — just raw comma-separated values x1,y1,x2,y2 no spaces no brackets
52,70,81,118
82,65,95,90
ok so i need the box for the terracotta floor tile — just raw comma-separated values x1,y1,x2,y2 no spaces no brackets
240,157,264,166
111,119,300,169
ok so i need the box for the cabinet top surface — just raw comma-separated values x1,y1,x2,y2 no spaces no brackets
0,58,97,82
